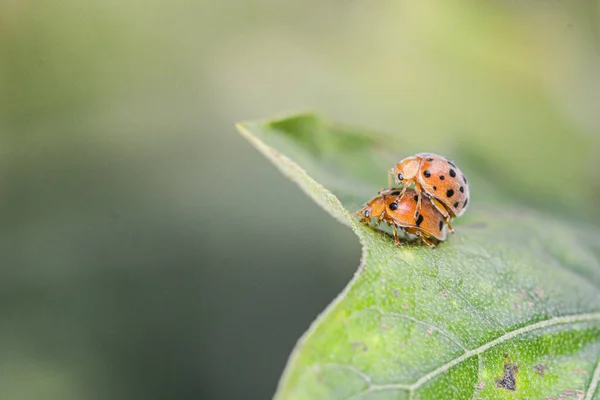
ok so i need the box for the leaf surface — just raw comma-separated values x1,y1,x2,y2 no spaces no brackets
237,113,600,400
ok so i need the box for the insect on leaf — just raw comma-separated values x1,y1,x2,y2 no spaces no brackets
236,113,600,400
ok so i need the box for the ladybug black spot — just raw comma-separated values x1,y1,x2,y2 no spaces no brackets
453,201,459,208
433,186,437,191
449,169,456,178
440,175,445,180
397,173,404,181
391,191,400,196
464,198,469,208
389,202,399,211
439,220,443,231
463,175,467,184
459,186,464,193
446,189,454,198
416,214,424,227
423,170,431,178
413,195,418,201
447,160,456,167
426,158,433,162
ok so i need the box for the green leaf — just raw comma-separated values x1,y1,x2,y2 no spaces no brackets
236,113,600,400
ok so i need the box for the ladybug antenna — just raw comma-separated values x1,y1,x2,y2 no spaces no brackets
353,204,367,216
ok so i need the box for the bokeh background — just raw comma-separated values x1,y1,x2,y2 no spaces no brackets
1,1,600,399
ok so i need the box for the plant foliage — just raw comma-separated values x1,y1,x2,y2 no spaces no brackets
237,113,600,400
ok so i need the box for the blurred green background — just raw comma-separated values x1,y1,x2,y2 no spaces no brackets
1,1,599,399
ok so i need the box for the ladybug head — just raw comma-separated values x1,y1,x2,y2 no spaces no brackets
356,204,373,223
391,156,420,184
357,195,387,223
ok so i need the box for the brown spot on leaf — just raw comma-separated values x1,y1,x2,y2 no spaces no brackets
441,290,448,297
519,289,528,299
426,327,434,336
403,302,409,310
475,381,485,391
392,288,400,298
496,362,519,391
351,341,368,352
534,364,546,375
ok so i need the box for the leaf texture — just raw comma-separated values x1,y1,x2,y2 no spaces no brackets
237,113,600,400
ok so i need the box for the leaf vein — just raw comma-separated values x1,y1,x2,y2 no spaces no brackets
585,353,600,400
361,312,600,394
396,254,506,333
373,309,468,351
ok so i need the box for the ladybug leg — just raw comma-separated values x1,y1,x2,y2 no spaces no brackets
393,180,411,204
430,198,455,233
419,234,437,248
392,224,401,245
445,216,454,233
398,185,408,200
404,227,418,238
404,227,436,248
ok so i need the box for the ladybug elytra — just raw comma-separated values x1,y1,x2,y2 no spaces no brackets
357,188,448,248
389,153,470,232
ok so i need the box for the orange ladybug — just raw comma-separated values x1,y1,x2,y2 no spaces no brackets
357,188,448,248
388,153,469,232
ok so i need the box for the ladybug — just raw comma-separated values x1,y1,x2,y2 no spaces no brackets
357,188,448,248
388,153,469,232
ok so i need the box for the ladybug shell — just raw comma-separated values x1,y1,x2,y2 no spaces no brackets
381,188,447,241
414,153,469,217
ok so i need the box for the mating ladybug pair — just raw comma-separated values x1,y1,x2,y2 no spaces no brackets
357,153,470,248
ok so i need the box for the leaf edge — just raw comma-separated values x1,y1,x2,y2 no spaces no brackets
236,120,371,399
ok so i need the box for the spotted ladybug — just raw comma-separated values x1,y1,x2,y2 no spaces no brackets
389,153,469,232
357,188,447,248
